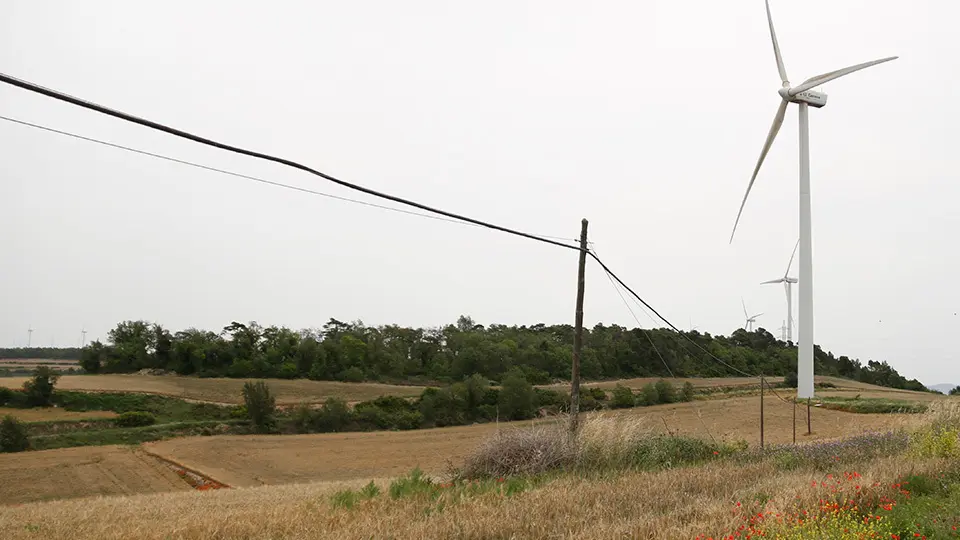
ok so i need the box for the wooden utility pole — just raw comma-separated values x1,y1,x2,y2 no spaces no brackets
807,397,812,435
759,376,765,449
569,218,589,434
793,399,797,444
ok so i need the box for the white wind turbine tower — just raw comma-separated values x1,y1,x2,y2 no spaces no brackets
742,299,763,332
729,0,897,400
761,239,799,342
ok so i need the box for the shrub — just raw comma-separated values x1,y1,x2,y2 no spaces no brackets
459,424,576,479
950,386,960,396
498,370,536,420
681,381,695,402
639,383,660,406
291,403,314,433
22,366,60,406
114,411,156,427
910,427,960,458
533,388,567,415
314,397,352,432
0,387,12,406
0,415,29,453
340,367,365,383
654,379,676,404
354,396,422,430
241,380,276,433
587,387,607,401
610,384,636,409
783,370,798,388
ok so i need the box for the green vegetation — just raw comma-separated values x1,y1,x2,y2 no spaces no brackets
950,385,960,396
114,411,156,427
78,316,928,393
0,347,81,360
22,367,60,406
0,415,30,452
819,397,927,414
29,420,243,451
241,380,277,433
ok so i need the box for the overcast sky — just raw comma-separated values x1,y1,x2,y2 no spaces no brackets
1,1,956,385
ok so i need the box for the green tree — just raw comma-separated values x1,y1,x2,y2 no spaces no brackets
949,386,960,396
640,382,660,406
681,381,696,402
655,379,676,404
22,366,60,406
498,370,536,420
241,381,276,433
0,415,29,452
611,384,636,409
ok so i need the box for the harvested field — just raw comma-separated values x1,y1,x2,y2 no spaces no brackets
0,445,189,505
0,407,117,422
0,454,947,539
146,394,904,487
538,375,773,392
0,375,427,405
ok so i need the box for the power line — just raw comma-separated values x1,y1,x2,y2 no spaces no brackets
0,71,762,381
0,72,581,252
0,114,580,244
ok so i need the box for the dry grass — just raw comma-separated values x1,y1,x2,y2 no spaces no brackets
0,454,947,539
0,375,426,405
0,446,189,505
142,395,903,488
538,375,772,392
0,407,117,422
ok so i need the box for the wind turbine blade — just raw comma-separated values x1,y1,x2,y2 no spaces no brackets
729,100,788,243
785,238,800,276
742,298,749,318
760,279,783,285
789,56,898,95
765,0,789,86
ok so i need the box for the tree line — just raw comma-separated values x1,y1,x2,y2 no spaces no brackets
75,316,929,392
0,347,81,360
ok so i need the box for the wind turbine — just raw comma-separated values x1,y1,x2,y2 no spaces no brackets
27,326,33,348
742,299,763,332
761,239,799,342
80,328,88,348
729,0,897,399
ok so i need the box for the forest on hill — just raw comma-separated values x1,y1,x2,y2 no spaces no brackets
60,316,928,392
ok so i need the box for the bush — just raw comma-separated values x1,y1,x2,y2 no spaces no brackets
654,379,676,404
587,387,607,401
610,384,636,409
114,411,156,427
681,382,695,402
314,397,352,432
950,386,960,396
340,367,365,383
498,370,536,420
0,415,29,452
291,403,314,433
22,366,60,406
459,424,577,479
354,396,422,430
0,387,12,406
783,370,798,388
241,380,276,433
639,383,660,406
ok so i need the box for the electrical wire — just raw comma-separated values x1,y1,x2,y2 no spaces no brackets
0,114,582,244
0,72,581,251
0,71,797,392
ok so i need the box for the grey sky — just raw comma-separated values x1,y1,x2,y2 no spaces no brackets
2,1,956,385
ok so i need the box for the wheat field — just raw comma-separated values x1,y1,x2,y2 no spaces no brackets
143,395,904,488
0,375,427,405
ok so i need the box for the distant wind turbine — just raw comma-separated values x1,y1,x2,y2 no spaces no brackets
742,299,763,332
27,326,33,348
728,0,898,399
761,239,799,342
80,328,88,348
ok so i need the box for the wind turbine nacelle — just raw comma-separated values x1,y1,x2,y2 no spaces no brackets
791,90,827,108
